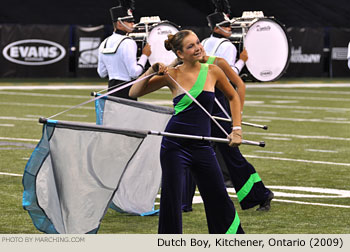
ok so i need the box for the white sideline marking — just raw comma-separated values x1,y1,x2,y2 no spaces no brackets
324,117,349,121
263,137,292,141
0,85,106,90
228,186,350,198
25,115,45,118
0,91,88,99
267,186,350,197
244,132,350,141
244,155,350,167
271,199,350,208
247,119,271,122
291,110,313,114
246,94,350,102
244,104,350,112
244,101,265,104
0,83,349,91
0,137,39,142
0,116,37,122
256,111,277,114
305,149,338,153
0,124,14,127
243,115,350,124
254,150,284,154
66,114,88,118
245,83,350,88
0,172,22,177
271,100,299,104
193,186,350,208
139,99,173,106
0,102,94,110
248,88,350,95
3,169,349,208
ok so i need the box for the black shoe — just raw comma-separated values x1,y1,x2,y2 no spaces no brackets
256,191,274,211
224,180,234,188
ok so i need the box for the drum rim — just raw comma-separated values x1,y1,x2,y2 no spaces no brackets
147,20,180,66
148,20,181,31
242,17,292,82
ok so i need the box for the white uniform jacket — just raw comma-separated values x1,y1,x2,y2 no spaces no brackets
97,32,148,81
202,34,245,74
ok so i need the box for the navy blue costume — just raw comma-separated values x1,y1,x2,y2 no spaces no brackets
158,64,243,234
211,89,272,209
182,57,272,211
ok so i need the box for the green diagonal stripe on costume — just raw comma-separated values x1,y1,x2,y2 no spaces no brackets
237,173,262,202
206,56,216,64
226,211,240,234
174,64,209,115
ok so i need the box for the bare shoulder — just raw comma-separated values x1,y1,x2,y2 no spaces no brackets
208,63,223,76
167,67,180,80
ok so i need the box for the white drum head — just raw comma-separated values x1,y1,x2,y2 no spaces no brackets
244,19,290,81
148,23,179,65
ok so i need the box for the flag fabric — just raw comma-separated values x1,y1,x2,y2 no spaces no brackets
23,120,147,234
95,96,173,215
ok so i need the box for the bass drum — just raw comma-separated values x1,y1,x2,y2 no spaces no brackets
231,18,291,82
147,21,180,65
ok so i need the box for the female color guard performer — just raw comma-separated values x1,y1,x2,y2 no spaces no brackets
129,30,244,234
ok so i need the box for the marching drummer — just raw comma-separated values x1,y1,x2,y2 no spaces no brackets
202,11,247,74
97,2,151,100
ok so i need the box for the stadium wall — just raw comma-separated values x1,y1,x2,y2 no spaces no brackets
1,0,349,79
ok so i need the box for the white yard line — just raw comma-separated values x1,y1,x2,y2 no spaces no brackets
244,104,350,112
2,170,348,208
243,115,350,124
305,149,338,153
0,85,105,90
256,111,277,114
263,137,292,141
0,102,94,110
247,119,271,122
247,88,350,95
271,199,350,208
139,99,173,106
192,185,350,208
0,116,38,122
254,150,284,154
0,124,14,127
244,155,350,167
246,94,350,102
0,172,22,177
0,91,88,99
245,83,350,88
291,110,313,114
270,100,299,104
324,117,349,121
244,132,350,141
0,137,39,142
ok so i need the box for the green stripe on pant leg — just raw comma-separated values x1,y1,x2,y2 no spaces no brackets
237,173,262,202
226,211,240,234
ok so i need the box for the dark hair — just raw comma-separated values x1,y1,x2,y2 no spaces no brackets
164,30,193,56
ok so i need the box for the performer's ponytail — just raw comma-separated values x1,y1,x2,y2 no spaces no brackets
164,30,194,57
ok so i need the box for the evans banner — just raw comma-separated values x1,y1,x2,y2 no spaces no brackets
284,27,324,77
0,24,69,77
75,25,105,77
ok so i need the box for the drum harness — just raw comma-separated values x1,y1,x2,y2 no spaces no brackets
100,35,131,54
202,37,231,56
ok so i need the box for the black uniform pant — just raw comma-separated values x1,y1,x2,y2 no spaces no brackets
108,79,136,100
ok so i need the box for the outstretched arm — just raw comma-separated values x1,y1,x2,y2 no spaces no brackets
129,63,168,98
216,57,246,112
212,65,242,147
